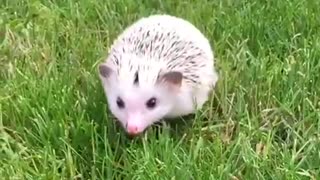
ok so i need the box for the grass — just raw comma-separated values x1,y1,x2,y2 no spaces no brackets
1,0,320,179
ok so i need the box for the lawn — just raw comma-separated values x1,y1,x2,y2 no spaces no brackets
1,0,320,179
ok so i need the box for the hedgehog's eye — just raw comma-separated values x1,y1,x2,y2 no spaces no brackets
116,97,125,109
146,97,157,109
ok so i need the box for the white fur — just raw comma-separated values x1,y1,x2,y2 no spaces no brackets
99,14,219,134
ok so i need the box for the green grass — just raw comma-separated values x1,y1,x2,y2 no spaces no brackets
1,0,320,179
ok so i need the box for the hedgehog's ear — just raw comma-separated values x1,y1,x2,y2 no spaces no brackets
98,63,116,83
157,71,183,91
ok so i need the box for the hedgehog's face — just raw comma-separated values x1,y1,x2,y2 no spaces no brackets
98,63,182,136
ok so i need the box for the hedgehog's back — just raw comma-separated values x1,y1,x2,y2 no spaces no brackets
106,14,217,89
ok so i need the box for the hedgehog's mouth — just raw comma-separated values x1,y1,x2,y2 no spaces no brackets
124,119,168,138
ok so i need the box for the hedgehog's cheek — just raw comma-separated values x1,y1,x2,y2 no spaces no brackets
125,113,148,136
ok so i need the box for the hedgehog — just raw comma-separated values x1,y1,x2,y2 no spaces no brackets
98,14,218,136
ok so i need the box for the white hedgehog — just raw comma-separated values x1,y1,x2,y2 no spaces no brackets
98,14,218,136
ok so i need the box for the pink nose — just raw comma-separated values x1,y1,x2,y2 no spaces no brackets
127,125,139,135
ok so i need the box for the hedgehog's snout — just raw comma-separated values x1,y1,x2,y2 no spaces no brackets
125,112,147,136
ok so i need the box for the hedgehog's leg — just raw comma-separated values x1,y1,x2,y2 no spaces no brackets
194,86,211,110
